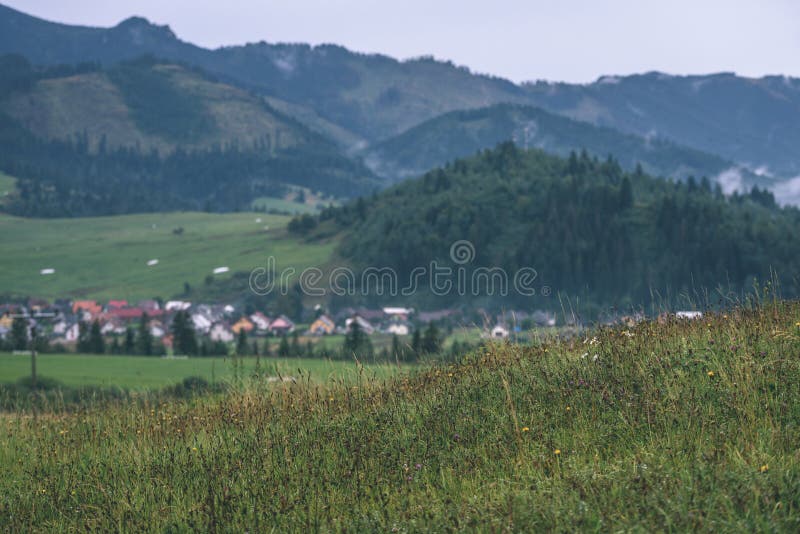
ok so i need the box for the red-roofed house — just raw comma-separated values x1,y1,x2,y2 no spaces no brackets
107,300,128,310
72,300,102,317
269,316,295,335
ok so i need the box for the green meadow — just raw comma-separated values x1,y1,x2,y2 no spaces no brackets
0,211,338,301
0,353,404,389
1,302,798,530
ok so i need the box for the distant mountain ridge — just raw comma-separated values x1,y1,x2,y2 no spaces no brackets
1,3,799,203
364,103,767,190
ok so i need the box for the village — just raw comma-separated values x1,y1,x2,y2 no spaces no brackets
0,297,560,359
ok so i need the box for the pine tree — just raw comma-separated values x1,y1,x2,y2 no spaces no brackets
411,328,422,358
422,323,442,355
124,327,135,354
10,317,28,351
290,331,301,357
89,320,105,354
171,311,198,356
136,312,153,356
278,335,290,357
236,328,249,356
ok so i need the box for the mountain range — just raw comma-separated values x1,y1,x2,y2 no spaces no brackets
0,2,798,208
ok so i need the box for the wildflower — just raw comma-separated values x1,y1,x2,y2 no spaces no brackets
795,322,800,328
554,449,561,455
192,447,198,452
760,464,769,473
415,463,422,470
522,427,530,432
707,371,715,377
566,406,571,411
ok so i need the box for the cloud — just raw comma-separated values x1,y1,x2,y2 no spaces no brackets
771,176,800,206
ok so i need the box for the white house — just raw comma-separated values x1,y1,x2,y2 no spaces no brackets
345,315,375,335
209,323,234,343
165,300,192,311
191,313,213,334
676,311,703,320
386,323,410,336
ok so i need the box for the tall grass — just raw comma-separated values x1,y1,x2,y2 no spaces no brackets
1,301,799,531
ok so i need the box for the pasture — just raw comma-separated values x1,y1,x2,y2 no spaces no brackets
0,211,338,301
0,353,403,389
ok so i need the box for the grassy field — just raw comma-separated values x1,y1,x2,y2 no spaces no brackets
251,196,322,214
1,301,799,530
0,353,404,389
0,211,338,301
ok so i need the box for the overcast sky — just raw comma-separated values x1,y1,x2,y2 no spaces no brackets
5,0,799,83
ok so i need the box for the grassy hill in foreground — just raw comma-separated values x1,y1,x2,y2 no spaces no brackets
1,302,798,530
0,211,338,301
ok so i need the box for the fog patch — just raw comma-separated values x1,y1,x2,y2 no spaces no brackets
771,176,800,206
716,167,745,195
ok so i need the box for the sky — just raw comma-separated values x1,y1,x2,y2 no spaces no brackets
5,0,799,83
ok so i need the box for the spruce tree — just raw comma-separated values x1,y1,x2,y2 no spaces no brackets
136,312,153,356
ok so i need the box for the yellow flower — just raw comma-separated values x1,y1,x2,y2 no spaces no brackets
554,449,561,455
760,464,769,473
192,447,198,452
795,322,800,328
707,371,715,377
521,427,530,432
565,406,571,411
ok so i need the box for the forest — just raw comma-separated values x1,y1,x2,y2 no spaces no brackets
316,143,800,312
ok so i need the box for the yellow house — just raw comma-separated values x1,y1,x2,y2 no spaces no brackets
0,313,13,329
308,315,335,336
231,317,254,334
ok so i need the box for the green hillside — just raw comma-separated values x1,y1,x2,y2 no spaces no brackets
0,56,381,215
326,143,800,312
0,211,338,301
1,57,306,155
365,103,765,187
2,301,799,529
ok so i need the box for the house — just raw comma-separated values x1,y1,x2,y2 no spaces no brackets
106,300,128,310
100,319,126,336
137,300,161,312
345,315,375,335
190,312,213,334
72,300,102,317
676,311,703,320
149,321,166,339
165,300,192,312
308,315,335,336
209,323,234,343
231,317,254,334
57,323,80,343
382,307,414,321
249,312,271,332
386,322,410,336
0,326,9,340
269,316,295,336
491,325,510,339
417,309,459,323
